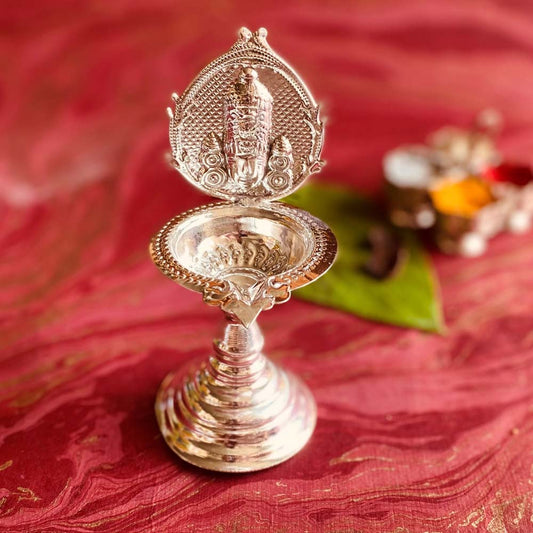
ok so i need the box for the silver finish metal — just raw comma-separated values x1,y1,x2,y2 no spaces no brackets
168,27,324,201
151,27,336,472
156,318,317,472
151,201,336,328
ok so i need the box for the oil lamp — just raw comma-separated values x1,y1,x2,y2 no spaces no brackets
150,27,337,472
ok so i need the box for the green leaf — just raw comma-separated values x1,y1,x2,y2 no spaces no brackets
285,183,444,333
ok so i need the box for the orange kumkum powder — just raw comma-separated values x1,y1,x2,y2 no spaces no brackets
430,177,494,218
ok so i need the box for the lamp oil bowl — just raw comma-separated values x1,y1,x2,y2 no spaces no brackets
150,27,337,472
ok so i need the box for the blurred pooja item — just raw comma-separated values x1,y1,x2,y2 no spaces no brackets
483,163,533,233
430,177,494,218
430,176,506,257
383,110,533,256
362,226,408,280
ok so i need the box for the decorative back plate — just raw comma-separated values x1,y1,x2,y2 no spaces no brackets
168,27,324,201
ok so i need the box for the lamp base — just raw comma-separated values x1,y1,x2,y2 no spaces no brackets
155,320,317,473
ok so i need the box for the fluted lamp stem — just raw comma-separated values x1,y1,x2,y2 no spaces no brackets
155,315,317,472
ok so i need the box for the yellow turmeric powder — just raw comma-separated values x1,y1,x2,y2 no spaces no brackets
430,176,494,217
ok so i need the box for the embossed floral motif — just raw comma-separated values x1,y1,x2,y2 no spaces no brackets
196,236,289,277
202,272,290,328
265,135,294,193
195,236,291,326
198,132,228,190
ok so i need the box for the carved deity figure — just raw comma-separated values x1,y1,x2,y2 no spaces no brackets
223,67,273,189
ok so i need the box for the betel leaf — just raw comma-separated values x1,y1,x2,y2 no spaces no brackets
285,183,444,333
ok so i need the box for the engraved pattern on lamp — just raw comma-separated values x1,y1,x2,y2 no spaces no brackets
169,26,324,201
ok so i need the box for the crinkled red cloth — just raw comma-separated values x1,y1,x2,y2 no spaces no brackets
2,1,533,532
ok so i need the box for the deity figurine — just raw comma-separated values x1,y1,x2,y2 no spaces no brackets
223,67,273,189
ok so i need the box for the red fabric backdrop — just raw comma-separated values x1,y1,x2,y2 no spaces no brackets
2,1,533,531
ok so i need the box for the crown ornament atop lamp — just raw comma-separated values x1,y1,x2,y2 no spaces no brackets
150,27,337,472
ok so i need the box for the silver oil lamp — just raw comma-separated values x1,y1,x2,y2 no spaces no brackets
150,27,337,472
